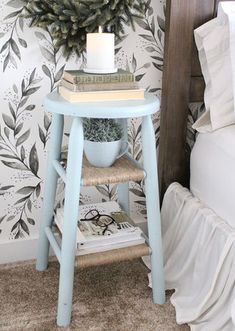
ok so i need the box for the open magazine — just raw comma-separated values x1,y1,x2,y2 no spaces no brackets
55,201,145,255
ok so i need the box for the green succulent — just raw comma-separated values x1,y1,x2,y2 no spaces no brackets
23,0,149,57
83,118,123,142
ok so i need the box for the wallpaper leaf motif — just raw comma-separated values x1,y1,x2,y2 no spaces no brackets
135,3,165,73
1,2,26,72
36,28,67,149
29,143,39,177
0,65,42,238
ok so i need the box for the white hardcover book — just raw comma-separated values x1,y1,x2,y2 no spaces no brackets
77,227,143,249
58,85,145,102
77,238,145,256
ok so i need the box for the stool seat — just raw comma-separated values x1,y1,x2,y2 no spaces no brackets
44,91,160,118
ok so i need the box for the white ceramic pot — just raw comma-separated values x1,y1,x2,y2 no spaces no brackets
84,139,128,167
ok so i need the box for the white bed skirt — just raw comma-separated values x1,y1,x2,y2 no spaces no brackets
145,183,235,330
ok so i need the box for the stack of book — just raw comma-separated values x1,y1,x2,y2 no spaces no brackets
58,69,145,102
55,201,145,256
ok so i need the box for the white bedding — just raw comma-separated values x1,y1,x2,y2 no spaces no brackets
190,124,235,229
144,183,235,330
161,183,235,331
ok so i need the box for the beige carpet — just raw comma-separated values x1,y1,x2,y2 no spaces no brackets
0,259,189,331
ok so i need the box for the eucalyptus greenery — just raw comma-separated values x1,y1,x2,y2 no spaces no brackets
23,0,149,57
83,119,123,142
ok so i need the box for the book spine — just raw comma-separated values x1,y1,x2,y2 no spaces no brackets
73,73,134,84
61,80,137,92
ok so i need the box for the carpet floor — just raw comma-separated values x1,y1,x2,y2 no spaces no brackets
0,259,189,331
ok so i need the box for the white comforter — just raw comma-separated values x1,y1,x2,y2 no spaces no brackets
159,183,235,331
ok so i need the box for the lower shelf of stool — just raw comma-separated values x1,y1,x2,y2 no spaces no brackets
47,227,150,269
75,243,151,268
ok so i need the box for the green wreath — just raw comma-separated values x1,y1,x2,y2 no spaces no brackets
24,0,148,57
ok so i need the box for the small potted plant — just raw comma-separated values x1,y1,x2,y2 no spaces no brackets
83,118,128,167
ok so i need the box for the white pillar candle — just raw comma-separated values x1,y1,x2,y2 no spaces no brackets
84,26,117,74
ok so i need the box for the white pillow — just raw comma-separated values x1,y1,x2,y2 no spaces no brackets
218,2,235,99
193,19,218,113
193,16,235,132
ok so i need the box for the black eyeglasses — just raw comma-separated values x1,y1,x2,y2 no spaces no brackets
80,209,121,235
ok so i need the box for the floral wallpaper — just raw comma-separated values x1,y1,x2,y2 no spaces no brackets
0,0,166,242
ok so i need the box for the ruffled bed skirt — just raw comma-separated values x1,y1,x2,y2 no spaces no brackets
144,182,235,330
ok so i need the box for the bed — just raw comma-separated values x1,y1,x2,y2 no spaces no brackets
157,0,235,330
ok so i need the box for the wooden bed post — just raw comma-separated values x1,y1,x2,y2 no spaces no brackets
158,0,196,200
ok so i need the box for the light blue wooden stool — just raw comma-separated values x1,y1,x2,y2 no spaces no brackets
36,91,165,327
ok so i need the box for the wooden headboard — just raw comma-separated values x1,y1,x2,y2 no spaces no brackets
158,0,233,200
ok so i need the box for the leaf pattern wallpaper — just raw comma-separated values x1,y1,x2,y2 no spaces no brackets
0,0,200,245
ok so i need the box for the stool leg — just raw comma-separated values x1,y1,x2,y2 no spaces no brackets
117,119,130,214
36,113,64,271
118,182,129,214
142,115,165,304
57,118,84,327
